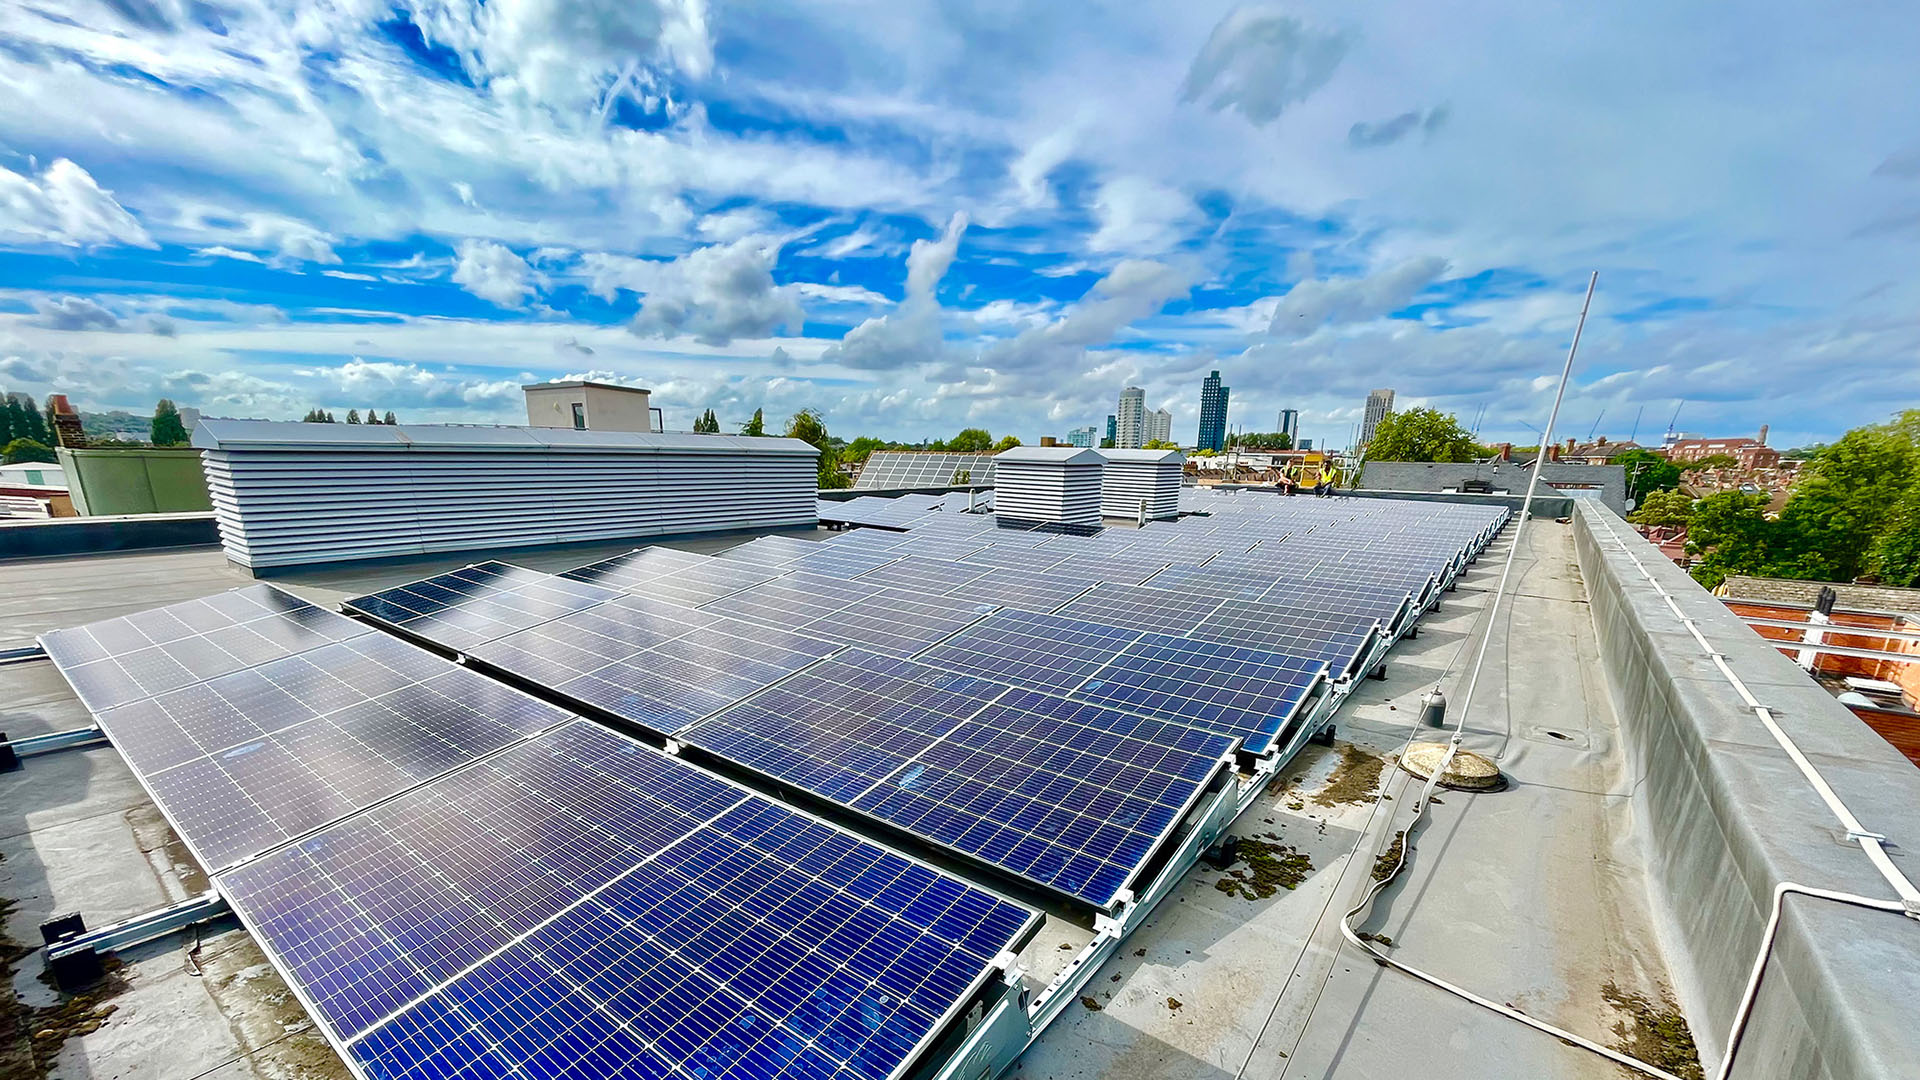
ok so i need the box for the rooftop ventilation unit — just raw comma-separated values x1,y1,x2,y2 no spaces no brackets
1098,448,1184,521
992,446,1104,527
193,421,818,571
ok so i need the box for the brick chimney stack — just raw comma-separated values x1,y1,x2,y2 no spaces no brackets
1758,424,1769,446
47,394,87,449
1498,443,1512,462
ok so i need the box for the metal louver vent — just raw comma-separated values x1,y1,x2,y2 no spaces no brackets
1098,449,1184,520
992,446,1104,526
193,421,819,569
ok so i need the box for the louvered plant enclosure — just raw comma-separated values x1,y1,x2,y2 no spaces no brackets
193,421,819,570
1099,448,1184,520
992,446,1105,527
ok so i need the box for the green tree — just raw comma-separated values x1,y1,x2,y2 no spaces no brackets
1228,431,1293,450
842,436,894,464
1,438,57,464
1871,482,1920,587
1,396,25,445
363,405,379,424
15,395,50,445
1364,407,1479,463
1769,425,1915,582
947,428,994,452
383,411,398,425
346,409,362,424
1614,448,1682,503
1099,437,1115,449
1628,489,1694,529
1144,439,1181,450
785,409,849,488
150,398,189,445
993,434,1021,451
741,408,766,437
1686,492,1778,589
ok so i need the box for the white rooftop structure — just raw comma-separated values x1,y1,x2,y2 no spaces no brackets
1099,447,1184,520
993,445,1104,526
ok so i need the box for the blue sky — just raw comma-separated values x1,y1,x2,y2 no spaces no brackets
2,0,1917,449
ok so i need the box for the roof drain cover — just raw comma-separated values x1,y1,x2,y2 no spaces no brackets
1399,742,1507,791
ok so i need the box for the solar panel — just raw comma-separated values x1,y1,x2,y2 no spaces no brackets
699,571,885,629
466,596,838,733
784,545,908,580
344,563,623,652
1054,582,1227,636
712,534,822,565
802,589,997,659
221,720,1037,1080
853,556,993,594
682,653,1232,907
915,609,1140,695
1077,634,1325,755
853,451,997,489
943,567,1098,614
41,584,372,712
954,544,1068,574
42,590,574,872
558,546,714,591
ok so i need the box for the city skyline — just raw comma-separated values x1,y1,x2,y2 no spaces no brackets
0,4,1914,449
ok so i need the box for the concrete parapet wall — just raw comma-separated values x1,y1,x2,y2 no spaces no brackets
1571,501,1920,1079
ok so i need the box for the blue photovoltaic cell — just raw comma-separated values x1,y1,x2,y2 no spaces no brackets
801,589,996,659
685,652,1004,802
219,721,1034,1080
42,587,574,873
943,568,1097,614
851,689,1233,907
914,609,1139,694
685,653,1229,907
853,556,992,594
954,544,1069,574
1054,582,1225,636
784,545,906,580
1077,634,1325,755
699,572,882,629
712,534,822,565
559,547,712,591
343,563,623,653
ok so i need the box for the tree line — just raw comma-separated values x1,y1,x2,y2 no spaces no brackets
303,408,400,424
1629,410,1920,588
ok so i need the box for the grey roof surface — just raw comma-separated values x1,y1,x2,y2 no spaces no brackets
7,508,1917,1080
193,419,815,455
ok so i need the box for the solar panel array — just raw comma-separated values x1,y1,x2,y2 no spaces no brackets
677,651,1235,907
46,490,1507,1080
40,585,575,872
220,720,1038,1080
47,593,1040,1080
852,451,997,490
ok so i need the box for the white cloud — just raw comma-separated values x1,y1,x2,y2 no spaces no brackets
1090,176,1196,254
1267,256,1450,337
981,259,1194,373
820,212,968,370
402,0,712,112
329,357,522,408
453,240,540,307
793,282,891,306
628,236,803,345
30,295,120,331
0,158,153,248
1181,7,1353,126
196,246,267,264
322,269,380,282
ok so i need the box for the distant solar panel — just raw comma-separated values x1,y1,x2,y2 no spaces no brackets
785,544,908,580
344,562,623,652
711,533,821,565
699,571,884,629
804,589,997,659
557,546,712,590
954,544,1069,574
853,450,997,489
221,720,1036,1080
943,567,1098,614
915,609,1138,694
854,556,993,594
42,588,572,872
682,653,1232,907
1054,582,1226,636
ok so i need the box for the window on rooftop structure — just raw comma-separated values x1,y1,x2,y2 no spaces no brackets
571,402,586,430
